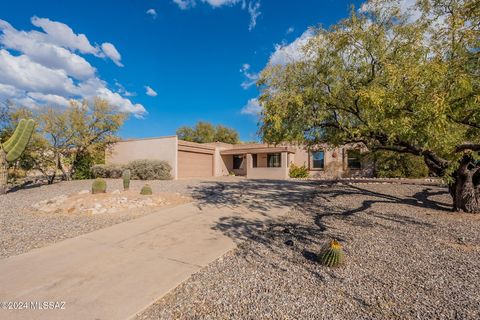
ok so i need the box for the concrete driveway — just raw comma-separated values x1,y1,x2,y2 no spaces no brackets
0,179,316,320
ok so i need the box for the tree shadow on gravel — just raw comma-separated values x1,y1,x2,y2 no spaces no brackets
189,179,319,214
203,180,449,275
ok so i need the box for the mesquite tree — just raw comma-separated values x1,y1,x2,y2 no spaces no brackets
258,0,480,212
0,119,35,194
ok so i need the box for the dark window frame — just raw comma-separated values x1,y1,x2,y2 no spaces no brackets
347,150,362,170
233,155,243,170
267,153,281,168
252,154,258,168
309,150,325,170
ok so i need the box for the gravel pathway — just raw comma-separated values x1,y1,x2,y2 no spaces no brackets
137,183,480,320
0,178,237,260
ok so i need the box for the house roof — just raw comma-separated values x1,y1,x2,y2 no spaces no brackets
220,146,296,155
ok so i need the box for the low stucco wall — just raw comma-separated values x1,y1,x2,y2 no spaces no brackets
246,152,289,180
106,136,178,179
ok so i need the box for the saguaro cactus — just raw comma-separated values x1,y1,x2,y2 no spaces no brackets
0,119,35,194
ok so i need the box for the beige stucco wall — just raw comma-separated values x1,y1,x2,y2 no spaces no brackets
246,152,289,179
106,136,178,179
204,142,234,177
292,143,373,178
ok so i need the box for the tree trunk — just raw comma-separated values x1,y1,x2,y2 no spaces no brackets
450,154,480,213
0,148,8,195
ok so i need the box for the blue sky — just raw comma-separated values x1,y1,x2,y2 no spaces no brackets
1,0,363,141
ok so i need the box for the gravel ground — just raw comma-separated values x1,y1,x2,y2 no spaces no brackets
0,178,236,259
137,182,480,320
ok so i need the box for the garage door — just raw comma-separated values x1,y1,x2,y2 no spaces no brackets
178,151,213,178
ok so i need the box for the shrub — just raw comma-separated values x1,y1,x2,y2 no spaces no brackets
91,164,123,178
140,184,153,195
91,178,107,194
72,154,94,180
374,151,429,178
289,163,309,178
124,159,172,180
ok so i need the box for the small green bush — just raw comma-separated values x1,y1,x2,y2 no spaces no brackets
124,159,172,180
289,163,309,178
140,184,153,195
92,178,107,194
91,164,123,179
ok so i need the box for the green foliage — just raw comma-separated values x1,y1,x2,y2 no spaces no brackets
176,121,239,144
91,164,123,179
91,178,107,194
140,184,153,195
71,153,94,180
318,240,344,267
258,0,479,181
122,169,131,190
289,163,309,178
124,159,172,180
374,151,429,178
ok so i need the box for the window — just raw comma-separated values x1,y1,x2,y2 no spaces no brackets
233,155,243,170
252,154,258,168
267,153,281,168
347,150,362,169
310,151,325,169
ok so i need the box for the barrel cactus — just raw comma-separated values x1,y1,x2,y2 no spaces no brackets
122,169,131,190
92,178,107,194
318,240,344,267
0,119,35,194
140,184,152,195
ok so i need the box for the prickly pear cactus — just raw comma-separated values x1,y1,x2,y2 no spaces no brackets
122,169,131,190
140,184,152,195
92,178,107,194
318,240,344,267
0,118,35,194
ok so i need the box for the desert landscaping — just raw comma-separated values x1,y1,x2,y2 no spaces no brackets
137,181,480,320
0,179,193,259
1,0,479,319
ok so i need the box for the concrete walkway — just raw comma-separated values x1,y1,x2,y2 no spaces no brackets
0,200,289,320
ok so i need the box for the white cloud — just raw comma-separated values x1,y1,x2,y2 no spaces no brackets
173,0,260,30
247,1,261,31
146,9,158,19
240,63,258,89
241,98,262,115
114,81,135,97
0,49,76,96
360,0,421,22
203,0,241,7
101,42,123,67
0,19,96,80
173,0,196,10
0,18,146,117
286,27,294,34
27,92,71,107
268,29,315,65
95,87,146,116
30,16,99,55
145,86,158,97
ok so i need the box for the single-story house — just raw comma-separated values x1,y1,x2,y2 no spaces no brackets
106,136,374,179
